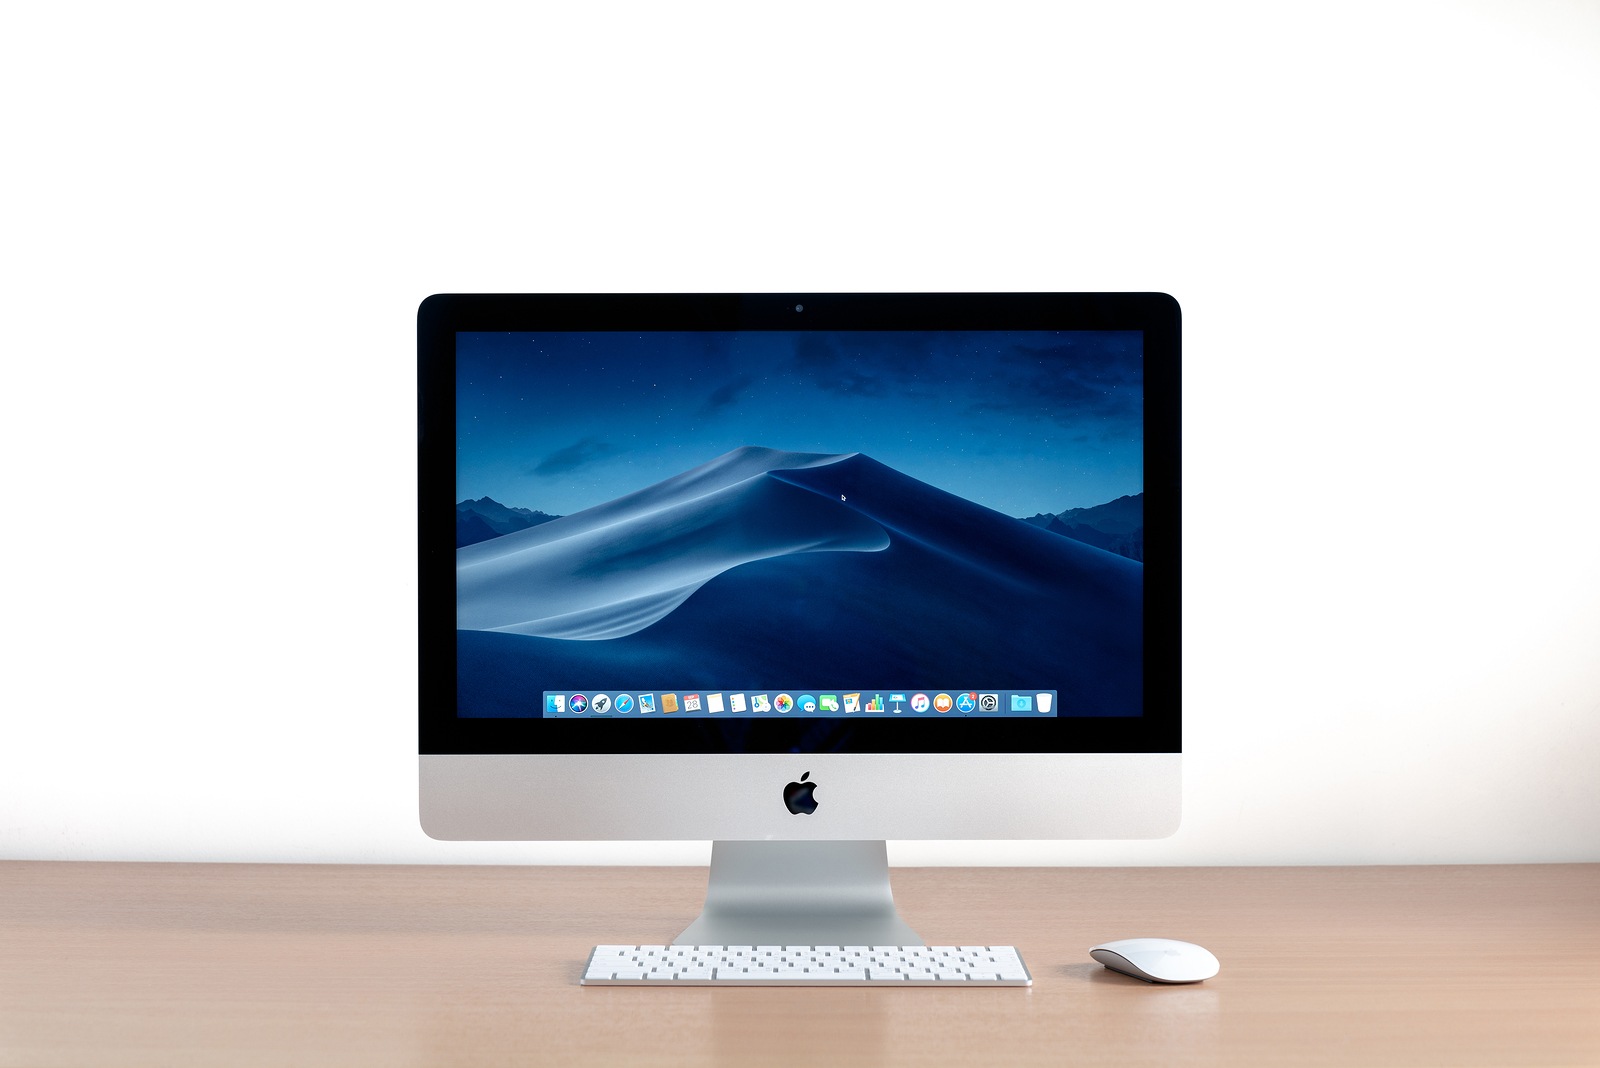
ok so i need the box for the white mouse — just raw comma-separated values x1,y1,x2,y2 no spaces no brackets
1090,938,1220,983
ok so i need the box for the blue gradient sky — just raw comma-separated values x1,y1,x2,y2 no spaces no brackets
456,330,1142,518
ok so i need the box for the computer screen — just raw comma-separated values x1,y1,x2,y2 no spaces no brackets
455,326,1143,733
420,295,1179,875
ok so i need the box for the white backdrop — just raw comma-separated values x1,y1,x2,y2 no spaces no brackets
3,1,1596,867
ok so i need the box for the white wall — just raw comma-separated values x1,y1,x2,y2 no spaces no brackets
3,1,1596,867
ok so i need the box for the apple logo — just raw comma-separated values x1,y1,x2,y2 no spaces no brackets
783,772,819,815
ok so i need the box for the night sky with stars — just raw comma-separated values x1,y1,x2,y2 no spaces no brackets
456,330,1143,519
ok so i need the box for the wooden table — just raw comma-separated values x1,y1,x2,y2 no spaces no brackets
1,862,1596,1066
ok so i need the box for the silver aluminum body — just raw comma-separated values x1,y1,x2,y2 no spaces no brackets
673,840,924,946
420,752,1180,841
424,752,1178,947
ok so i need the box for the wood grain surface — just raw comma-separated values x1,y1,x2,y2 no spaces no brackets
1,862,1596,1067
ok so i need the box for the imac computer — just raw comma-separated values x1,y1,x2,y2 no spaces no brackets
419,293,1181,947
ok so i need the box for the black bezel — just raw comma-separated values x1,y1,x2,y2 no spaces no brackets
420,293,1180,755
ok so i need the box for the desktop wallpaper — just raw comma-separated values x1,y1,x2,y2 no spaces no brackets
455,330,1144,720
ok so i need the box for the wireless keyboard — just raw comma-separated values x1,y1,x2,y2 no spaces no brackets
582,945,1032,986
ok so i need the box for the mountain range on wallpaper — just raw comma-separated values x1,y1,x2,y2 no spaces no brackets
459,468,1144,562
1018,493,1143,562
456,497,559,546
455,447,1142,717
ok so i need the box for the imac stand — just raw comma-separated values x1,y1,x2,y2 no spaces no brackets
673,840,925,946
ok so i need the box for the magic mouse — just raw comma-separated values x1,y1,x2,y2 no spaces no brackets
1090,938,1220,983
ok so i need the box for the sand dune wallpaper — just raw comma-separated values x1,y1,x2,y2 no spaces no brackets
454,331,1144,719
